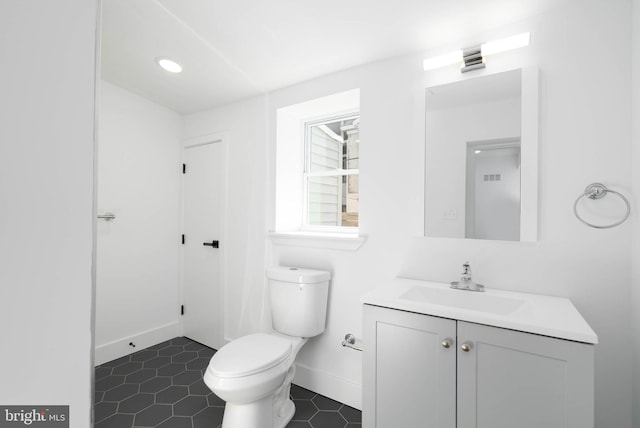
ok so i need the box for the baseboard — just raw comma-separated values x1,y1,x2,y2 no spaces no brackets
293,363,362,410
94,322,180,366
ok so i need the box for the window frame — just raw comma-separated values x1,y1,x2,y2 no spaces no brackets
302,113,360,234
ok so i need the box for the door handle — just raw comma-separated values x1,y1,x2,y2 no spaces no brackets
203,240,219,248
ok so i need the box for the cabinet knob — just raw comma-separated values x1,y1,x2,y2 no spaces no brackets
441,338,453,349
461,343,473,352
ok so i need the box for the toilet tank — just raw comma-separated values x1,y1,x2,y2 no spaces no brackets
267,266,330,338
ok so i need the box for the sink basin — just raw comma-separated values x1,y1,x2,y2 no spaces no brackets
361,278,598,344
399,285,527,315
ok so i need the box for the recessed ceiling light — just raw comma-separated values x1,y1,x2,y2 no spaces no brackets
156,57,183,73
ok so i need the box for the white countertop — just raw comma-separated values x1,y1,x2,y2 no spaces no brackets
361,277,598,344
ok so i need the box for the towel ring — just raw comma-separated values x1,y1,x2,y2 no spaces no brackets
573,183,630,229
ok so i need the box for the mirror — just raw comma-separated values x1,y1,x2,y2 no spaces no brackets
424,68,538,241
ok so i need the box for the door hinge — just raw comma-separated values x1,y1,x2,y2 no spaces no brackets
182,163,186,174
181,234,185,245
181,305,184,316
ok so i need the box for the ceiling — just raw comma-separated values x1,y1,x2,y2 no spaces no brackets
101,0,572,114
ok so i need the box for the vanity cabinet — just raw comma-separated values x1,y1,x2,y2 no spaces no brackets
363,304,595,428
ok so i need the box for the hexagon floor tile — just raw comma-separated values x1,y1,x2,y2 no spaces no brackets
95,337,361,428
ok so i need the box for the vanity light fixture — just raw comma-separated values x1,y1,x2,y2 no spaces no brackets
156,57,183,73
423,32,530,73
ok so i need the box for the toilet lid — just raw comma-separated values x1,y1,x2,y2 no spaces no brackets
209,333,292,378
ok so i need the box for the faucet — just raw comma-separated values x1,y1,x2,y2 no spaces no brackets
461,262,472,282
450,261,485,292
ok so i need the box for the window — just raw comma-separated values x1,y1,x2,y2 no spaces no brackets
304,115,359,230
274,89,361,239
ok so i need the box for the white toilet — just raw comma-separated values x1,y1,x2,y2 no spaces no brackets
203,266,330,428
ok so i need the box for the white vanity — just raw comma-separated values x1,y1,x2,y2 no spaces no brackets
361,278,597,428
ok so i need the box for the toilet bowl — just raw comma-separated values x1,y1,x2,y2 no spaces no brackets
204,333,307,427
204,266,330,428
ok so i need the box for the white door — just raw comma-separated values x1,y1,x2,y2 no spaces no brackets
182,141,224,349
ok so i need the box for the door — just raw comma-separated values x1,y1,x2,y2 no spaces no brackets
363,305,456,428
457,321,594,428
182,140,224,349
465,139,521,241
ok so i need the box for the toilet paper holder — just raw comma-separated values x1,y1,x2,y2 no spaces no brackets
342,333,362,352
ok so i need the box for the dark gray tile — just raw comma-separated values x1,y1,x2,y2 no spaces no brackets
186,357,210,371
198,348,216,358
189,379,211,395
207,393,225,407
130,350,158,362
173,370,202,385
156,385,189,404
112,361,143,376
345,424,362,427
156,416,193,428
159,345,184,356
144,356,171,369
95,375,125,392
313,395,342,411
171,337,193,346
157,363,186,376
292,400,318,421
291,384,317,400
133,404,172,427
185,341,205,352
95,337,357,428
125,369,156,384
95,413,134,428
174,395,208,416
139,376,171,393
173,351,198,363
94,401,117,423
95,366,113,380
193,406,225,428
309,411,347,428
103,383,139,402
338,405,361,423
117,393,154,414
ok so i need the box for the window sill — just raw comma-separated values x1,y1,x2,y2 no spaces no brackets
268,231,367,251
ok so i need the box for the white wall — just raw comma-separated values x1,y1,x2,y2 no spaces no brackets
632,0,640,426
185,1,634,424
94,81,182,364
0,1,98,426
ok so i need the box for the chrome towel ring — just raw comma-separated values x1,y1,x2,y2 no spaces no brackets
573,183,630,229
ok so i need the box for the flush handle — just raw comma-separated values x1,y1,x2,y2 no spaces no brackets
442,338,454,349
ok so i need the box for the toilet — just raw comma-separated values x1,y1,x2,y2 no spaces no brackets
203,266,330,428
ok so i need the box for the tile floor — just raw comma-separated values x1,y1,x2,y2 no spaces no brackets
94,337,361,427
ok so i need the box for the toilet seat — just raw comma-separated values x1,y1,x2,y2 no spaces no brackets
209,333,292,379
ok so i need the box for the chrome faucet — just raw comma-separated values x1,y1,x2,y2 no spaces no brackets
461,262,472,282
450,261,485,292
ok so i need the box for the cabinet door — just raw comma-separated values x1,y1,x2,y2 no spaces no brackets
363,305,456,428
457,321,594,428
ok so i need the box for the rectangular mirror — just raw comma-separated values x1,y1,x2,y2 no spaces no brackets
424,67,538,241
